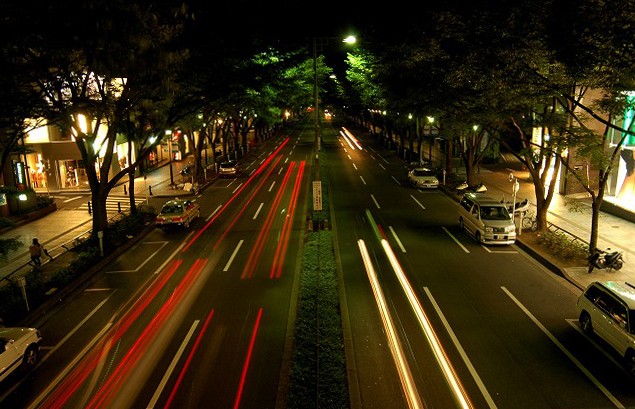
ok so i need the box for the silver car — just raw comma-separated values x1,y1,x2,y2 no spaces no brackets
577,281,635,375
407,167,439,188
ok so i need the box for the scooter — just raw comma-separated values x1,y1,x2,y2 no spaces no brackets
457,181,487,194
503,198,530,214
587,248,624,273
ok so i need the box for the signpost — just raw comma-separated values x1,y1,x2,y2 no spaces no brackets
18,277,29,311
313,181,322,211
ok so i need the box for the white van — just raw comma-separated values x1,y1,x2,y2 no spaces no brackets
458,193,516,245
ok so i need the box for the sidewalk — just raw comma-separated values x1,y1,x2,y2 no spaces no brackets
0,158,213,283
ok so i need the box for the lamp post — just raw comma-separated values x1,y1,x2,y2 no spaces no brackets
312,35,356,156
166,129,174,187
313,37,320,154
509,173,521,235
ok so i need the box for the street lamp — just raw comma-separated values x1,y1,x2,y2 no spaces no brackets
313,35,356,155
166,129,174,187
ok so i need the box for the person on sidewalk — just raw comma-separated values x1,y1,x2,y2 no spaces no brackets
29,238,48,268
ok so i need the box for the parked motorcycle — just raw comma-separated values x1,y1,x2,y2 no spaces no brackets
587,248,624,273
503,198,530,215
457,181,487,194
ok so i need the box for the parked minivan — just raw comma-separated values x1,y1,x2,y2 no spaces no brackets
577,281,635,375
458,192,516,245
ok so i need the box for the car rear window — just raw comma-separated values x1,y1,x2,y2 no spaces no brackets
414,169,434,177
161,204,183,214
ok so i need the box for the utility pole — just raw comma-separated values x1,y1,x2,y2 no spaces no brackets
313,37,320,154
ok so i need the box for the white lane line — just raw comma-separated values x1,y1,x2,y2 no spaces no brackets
224,240,244,271
148,320,200,408
369,154,376,160
249,169,255,177
371,194,381,209
269,181,276,191
348,154,352,160
107,241,169,273
379,163,386,170
353,163,358,170
233,182,244,194
279,167,284,175
410,195,425,210
253,203,264,220
481,245,517,254
284,157,289,164
206,204,222,222
442,226,470,253
63,196,83,203
344,148,348,153
27,323,114,409
424,288,497,408
39,296,113,365
392,176,401,185
389,226,406,253
360,176,367,185
502,287,625,409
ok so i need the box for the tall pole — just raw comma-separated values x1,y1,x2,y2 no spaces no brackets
313,37,320,153
167,131,174,186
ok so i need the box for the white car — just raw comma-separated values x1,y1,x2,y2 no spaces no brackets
577,281,635,375
407,167,439,189
219,161,239,178
0,327,43,383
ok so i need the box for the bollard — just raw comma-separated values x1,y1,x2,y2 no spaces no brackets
149,185,153,196
118,201,122,213
87,201,92,215
123,184,127,195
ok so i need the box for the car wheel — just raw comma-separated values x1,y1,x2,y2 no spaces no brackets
475,231,482,243
23,346,38,369
626,350,635,376
184,219,190,228
458,218,464,229
579,312,593,334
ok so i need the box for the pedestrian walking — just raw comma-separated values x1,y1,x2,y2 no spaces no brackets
29,238,44,268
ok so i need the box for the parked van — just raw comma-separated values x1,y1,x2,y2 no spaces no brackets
458,193,516,245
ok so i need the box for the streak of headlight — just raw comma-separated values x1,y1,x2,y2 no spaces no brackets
357,240,423,409
364,209,384,242
36,259,184,409
163,310,216,409
342,127,363,150
242,162,295,279
86,259,207,409
232,308,264,409
340,130,356,150
182,138,290,252
380,239,474,409
270,161,305,278
147,319,200,409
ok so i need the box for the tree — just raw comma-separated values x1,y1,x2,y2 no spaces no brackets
17,1,190,238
